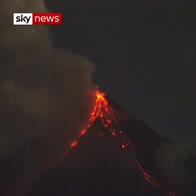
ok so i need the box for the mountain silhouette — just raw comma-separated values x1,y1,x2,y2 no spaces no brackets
0,93,195,196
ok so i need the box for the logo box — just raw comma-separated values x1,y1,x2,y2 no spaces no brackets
13,13,62,25
13,13,33,25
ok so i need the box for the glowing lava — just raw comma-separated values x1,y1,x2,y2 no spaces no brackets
53,91,176,195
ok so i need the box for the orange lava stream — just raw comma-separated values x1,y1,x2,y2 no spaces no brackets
50,91,176,195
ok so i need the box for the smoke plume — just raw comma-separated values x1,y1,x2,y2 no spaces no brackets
0,0,95,194
155,141,195,190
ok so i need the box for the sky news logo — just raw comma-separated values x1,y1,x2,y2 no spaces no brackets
13,13,62,25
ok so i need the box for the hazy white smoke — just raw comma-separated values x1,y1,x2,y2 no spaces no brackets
155,141,195,189
0,0,96,194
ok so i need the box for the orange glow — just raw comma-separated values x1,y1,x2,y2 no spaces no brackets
121,144,125,149
50,90,175,196
70,141,77,148
80,130,86,136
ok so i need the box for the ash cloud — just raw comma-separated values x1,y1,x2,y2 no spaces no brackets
0,0,95,194
155,141,195,190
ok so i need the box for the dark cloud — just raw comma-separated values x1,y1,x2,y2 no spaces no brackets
0,0,96,195
155,141,196,190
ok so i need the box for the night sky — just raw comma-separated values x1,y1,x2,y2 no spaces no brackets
47,0,196,150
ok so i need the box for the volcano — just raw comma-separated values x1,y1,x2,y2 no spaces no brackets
0,91,195,196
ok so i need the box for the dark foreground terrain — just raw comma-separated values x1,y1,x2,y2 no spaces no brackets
0,96,195,196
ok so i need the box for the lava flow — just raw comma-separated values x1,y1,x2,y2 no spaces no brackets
52,90,176,195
